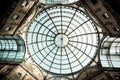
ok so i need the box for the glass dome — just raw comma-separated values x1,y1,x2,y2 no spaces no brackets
26,6,100,75
40,0,79,4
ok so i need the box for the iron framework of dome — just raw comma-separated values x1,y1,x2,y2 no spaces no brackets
26,5,101,75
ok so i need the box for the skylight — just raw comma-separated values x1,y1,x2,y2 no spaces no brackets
40,0,79,4
26,6,100,75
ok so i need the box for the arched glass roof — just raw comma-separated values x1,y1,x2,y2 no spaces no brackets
40,0,79,4
100,36,120,68
0,35,25,63
26,6,100,75
48,76,70,80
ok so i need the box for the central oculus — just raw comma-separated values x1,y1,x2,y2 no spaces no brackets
55,34,69,47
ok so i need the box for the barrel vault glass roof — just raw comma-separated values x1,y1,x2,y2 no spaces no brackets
0,35,25,63
40,0,79,4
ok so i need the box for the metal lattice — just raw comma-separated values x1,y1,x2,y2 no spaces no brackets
26,6,100,75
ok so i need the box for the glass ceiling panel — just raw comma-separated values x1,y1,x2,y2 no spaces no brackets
40,0,79,4
48,76,70,80
100,37,120,68
0,35,25,63
26,6,100,75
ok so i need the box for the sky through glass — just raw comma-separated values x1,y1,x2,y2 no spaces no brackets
26,6,100,75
